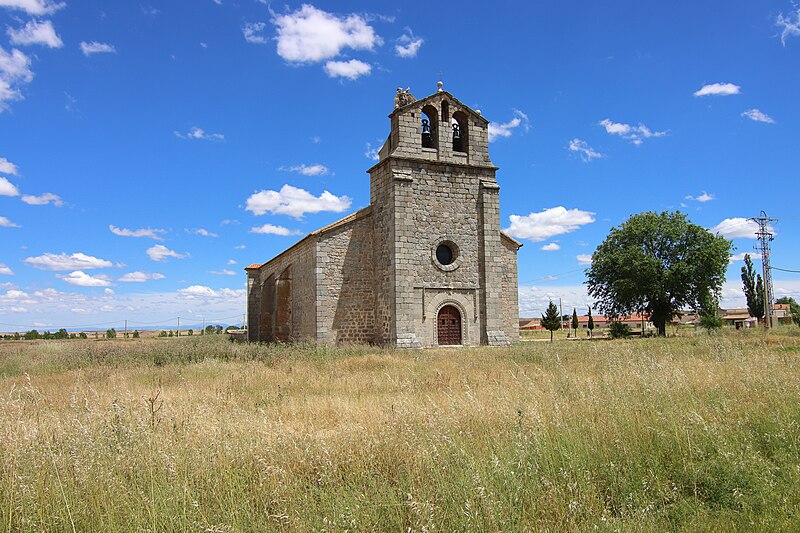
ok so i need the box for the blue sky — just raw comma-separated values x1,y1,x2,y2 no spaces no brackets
1,0,799,330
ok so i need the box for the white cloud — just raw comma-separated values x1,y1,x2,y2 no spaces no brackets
0,289,36,304
177,285,245,300
518,284,591,317
210,269,237,276
250,223,302,236
146,244,188,262
188,228,218,238
245,184,351,218
0,215,20,227
227,259,237,265
242,22,267,44
730,252,761,262
323,59,371,80
284,163,329,176
488,109,529,142
109,224,165,240
0,176,20,196
174,126,224,141
0,263,13,275
741,109,775,124
272,4,382,63
80,41,116,56
58,270,113,287
21,192,62,206
234,244,246,250
693,82,740,97
567,138,604,162
118,271,166,283
0,46,33,112
7,20,63,48
540,243,560,251
364,142,379,161
24,252,114,271
777,7,800,46
599,118,666,145
710,217,769,239
504,206,596,242
0,156,18,175
684,191,714,202
395,29,423,58
0,0,64,15
0,286,248,327
576,254,593,265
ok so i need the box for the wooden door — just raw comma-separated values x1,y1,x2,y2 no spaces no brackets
437,305,462,345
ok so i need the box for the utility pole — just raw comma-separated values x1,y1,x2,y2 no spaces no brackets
751,211,777,329
202,317,205,335
124,319,127,339
177,317,180,337
559,297,564,337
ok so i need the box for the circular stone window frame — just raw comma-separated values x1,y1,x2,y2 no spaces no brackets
431,236,463,272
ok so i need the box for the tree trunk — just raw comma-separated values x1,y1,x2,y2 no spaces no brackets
550,330,553,342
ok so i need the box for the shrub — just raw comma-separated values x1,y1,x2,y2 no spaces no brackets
609,321,632,339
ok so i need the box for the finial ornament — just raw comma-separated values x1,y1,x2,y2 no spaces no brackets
437,81,443,92
394,86,416,108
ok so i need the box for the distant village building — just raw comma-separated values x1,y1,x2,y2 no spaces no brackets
245,84,521,347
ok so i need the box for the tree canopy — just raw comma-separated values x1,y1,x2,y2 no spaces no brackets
741,254,765,320
541,301,561,342
586,211,731,336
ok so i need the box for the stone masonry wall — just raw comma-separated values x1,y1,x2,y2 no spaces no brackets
369,162,396,343
500,235,521,342
316,212,376,343
250,237,316,342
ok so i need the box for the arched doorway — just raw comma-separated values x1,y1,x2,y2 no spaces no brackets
437,305,462,345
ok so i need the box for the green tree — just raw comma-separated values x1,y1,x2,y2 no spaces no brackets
78,332,88,339
541,301,561,342
741,254,765,321
571,308,578,337
24,329,39,340
587,307,595,338
698,289,723,332
132,330,140,339
105,328,117,339
776,297,800,326
587,211,731,336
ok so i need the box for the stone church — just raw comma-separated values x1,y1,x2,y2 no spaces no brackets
246,83,521,347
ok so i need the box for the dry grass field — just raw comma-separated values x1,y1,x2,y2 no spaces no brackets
1,329,800,531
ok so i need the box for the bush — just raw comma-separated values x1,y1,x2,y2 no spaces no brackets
609,321,632,339
699,314,723,332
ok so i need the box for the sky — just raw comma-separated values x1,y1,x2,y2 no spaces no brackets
1,0,799,330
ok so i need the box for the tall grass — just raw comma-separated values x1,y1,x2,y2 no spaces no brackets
1,331,799,531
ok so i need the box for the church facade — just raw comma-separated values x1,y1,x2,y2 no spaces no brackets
246,84,521,347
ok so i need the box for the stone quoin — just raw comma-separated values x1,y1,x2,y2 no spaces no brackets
245,83,521,347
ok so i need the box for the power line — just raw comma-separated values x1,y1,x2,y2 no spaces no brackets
772,266,800,273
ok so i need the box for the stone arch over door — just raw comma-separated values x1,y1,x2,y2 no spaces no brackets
437,304,463,346
275,266,292,342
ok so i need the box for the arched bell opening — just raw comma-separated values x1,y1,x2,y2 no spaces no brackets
451,111,468,153
421,104,439,149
